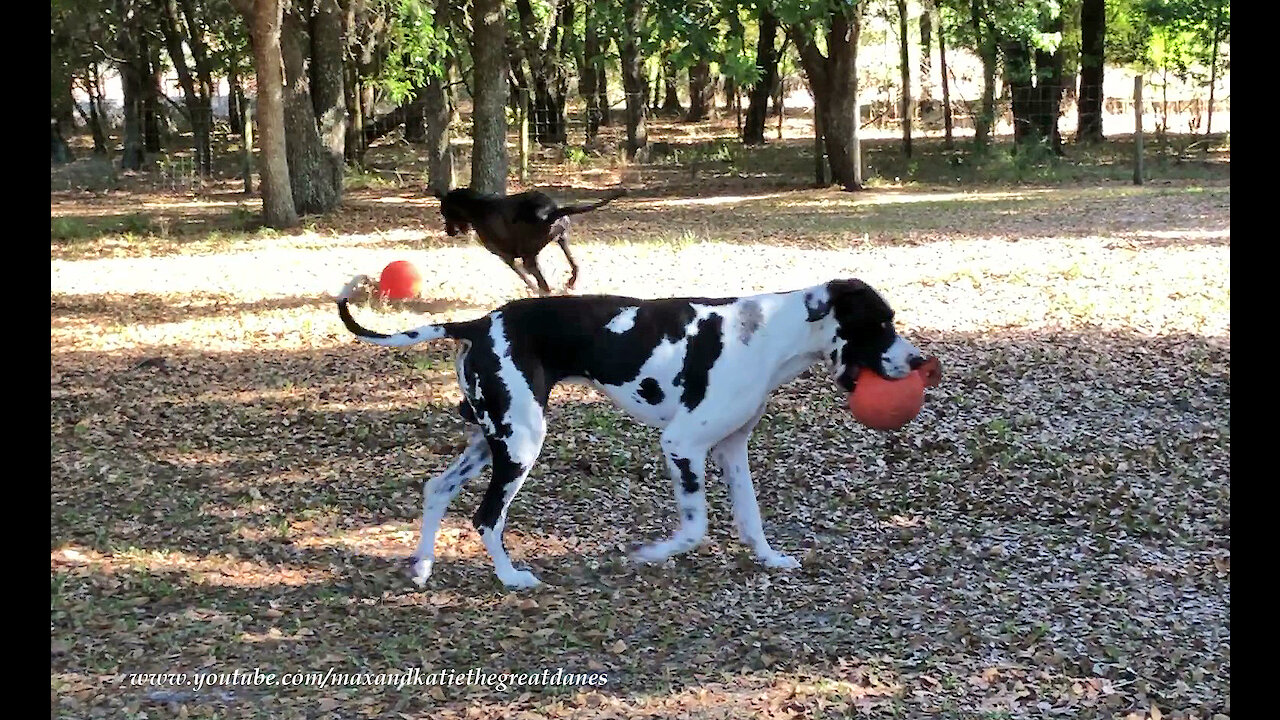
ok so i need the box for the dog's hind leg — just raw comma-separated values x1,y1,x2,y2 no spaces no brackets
711,405,799,570
409,430,492,586
632,433,712,564
473,421,547,589
499,254,541,292
556,235,580,290
521,255,553,295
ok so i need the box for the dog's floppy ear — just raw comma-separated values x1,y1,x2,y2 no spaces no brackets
805,278,871,322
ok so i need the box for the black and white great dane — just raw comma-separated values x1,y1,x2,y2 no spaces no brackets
335,277,925,589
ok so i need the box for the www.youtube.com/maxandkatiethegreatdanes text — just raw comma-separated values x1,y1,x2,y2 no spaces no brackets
124,667,609,692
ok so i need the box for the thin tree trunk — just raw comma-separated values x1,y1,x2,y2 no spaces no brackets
228,60,243,133
470,0,509,193
620,0,647,159
142,35,163,153
1206,0,1223,135
579,2,604,139
744,7,780,145
579,2,604,138
87,63,109,154
937,1,953,148
159,0,210,172
920,3,932,104
1076,0,1105,142
180,0,216,174
895,0,912,157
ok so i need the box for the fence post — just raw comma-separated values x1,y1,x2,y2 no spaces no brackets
1133,75,1144,186
243,99,255,195
518,88,530,185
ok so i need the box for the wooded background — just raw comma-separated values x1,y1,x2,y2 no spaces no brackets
50,0,1230,226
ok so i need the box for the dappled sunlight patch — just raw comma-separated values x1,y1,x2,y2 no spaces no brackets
51,545,331,588
637,191,792,209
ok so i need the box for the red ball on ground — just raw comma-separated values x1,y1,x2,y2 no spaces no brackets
379,260,423,300
848,367,927,431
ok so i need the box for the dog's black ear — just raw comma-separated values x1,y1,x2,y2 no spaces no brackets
806,279,872,322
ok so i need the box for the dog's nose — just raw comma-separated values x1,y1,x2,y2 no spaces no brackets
908,355,926,370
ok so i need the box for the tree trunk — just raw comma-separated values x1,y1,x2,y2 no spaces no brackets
790,9,864,190
232,0,298,227
936,1,954,148
920,3,932,104
895,0,912,157
404,84,427,142
1031,11,1065,153
120,58,146,170
159,0,211,173
661,60,683,117
969,0,997,150
470,0,509,194
180,0,216,174
744,7,780,145
424,73,453,192
228,60,243,133
311,0,347,186
514,0,569,146
620,0,647,159
1206,0,1223,135
1076,0,1104,143
281,3,342,215
51,119,74,164
686,59,714,122
578,3,604,139
1003,40,1033,145
87,64,109,155
142,35,163,153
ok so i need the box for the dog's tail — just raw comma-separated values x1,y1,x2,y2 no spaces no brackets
335,275,458,347
545,188,627,222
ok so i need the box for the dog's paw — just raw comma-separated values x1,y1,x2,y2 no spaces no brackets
407,557,433,587
499,569,542,589
630,543,672,565
761,553,801,570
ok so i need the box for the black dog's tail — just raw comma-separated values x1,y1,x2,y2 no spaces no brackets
546,188,627,222
335,275,460,348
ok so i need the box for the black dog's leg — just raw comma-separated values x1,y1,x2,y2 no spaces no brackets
521,255,553,295
556,236,580,290
499,255,541,292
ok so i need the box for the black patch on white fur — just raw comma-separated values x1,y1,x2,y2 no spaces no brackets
804,292,831,322
672,457,700,493
679,314,725,410
638,378,665,405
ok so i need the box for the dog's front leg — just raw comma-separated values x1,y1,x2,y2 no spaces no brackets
632,435,712,564
712,426,799,570
409,433,492,586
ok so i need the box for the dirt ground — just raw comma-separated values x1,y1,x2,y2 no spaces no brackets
52,128,1229,719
